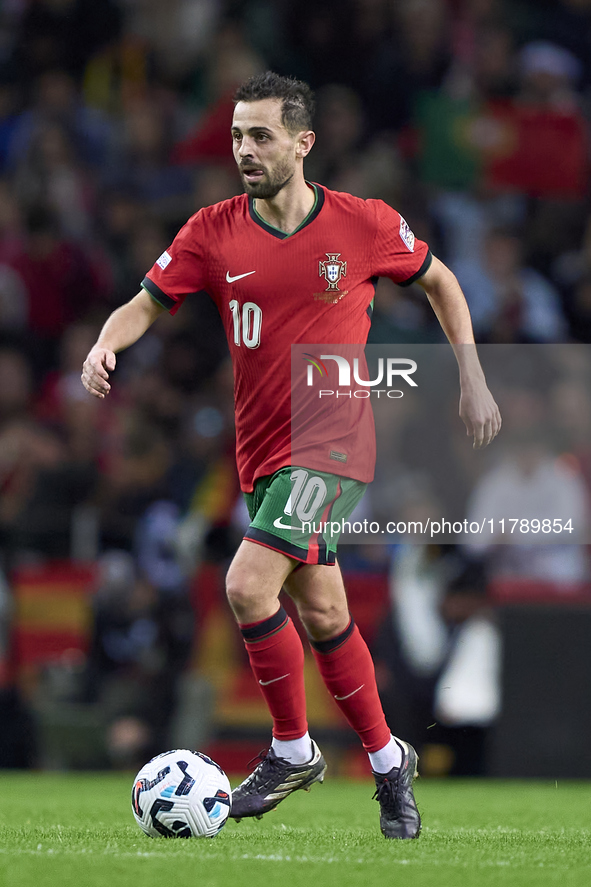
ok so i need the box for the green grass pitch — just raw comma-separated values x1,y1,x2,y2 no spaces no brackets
0,773,589,887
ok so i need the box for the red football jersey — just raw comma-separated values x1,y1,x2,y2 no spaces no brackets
143,184,431,491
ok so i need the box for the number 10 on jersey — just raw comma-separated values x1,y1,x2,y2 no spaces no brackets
229,300,262,349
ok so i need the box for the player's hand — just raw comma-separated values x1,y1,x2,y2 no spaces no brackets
81,347,116,398
459,380,501,449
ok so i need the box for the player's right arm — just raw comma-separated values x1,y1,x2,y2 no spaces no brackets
81,289,166,398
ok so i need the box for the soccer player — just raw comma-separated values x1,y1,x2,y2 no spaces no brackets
82,72,501,839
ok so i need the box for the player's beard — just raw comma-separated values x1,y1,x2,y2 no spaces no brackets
239,157,294,199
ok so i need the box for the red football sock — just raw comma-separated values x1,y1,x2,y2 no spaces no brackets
240,606,308,741
311,620,391,753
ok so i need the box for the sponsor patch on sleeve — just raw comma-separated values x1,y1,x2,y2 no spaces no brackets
156,250,172,270
399,217,415,253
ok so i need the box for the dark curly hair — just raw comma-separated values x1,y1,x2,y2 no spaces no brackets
234,71,315,133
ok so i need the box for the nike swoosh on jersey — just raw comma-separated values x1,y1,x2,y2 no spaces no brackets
226,270,256,283
334,684,365,701
259,673,290,686
273,516,302,531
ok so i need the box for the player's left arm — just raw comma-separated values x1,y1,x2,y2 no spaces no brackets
416,254,502,449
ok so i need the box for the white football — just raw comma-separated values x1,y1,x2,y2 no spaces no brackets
131,749,232,838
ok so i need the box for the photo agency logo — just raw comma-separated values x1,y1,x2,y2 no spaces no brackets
303,352,418,398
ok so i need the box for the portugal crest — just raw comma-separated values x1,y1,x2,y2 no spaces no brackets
319,253,347,292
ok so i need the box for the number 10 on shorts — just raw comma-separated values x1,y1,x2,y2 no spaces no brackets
285,469,328,523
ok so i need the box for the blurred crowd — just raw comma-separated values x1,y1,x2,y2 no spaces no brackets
1,0,591,771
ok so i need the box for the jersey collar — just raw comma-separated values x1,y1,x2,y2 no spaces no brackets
248,183,325,239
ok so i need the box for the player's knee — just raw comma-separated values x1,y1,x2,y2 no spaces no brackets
225,566,266,619
299,600,347,641
225,572,252,613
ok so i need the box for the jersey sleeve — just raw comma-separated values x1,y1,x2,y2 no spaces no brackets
141,212,208,314
369,200,432,286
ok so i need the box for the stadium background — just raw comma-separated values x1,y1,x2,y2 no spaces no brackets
0,0,590,779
